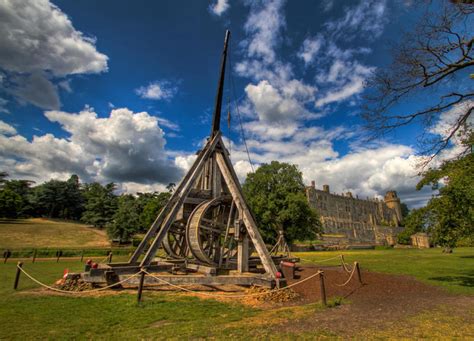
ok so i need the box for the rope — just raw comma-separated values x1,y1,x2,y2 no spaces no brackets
298,254,343,264
17,264,142,294
228,40,254,173
142,269,322,298
340,255,353,273
334,262,358,287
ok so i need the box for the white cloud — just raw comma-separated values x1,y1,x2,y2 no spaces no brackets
0,0,108,109
324,0,388,41
0,120,16,135
209,0,230,16
315,60,375,107
0,107,183,186
298,36,324,66
136,81,177,100
242,0,286,64
0,98,9,114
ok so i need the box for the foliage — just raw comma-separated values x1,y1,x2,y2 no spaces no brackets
139,192,171,230
0,188,23,218
400,202,410,219
81,182,117,228
243,161,322,244
397,207,429,244
107,194,141,242
363,2,473,164
416,152,473,249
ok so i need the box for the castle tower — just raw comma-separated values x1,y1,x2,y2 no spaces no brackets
384,191,402,224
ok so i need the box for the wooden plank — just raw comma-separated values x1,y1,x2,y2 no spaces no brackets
140,133,222,266
124,274,275,287
215,150,278,278
237,233,249,273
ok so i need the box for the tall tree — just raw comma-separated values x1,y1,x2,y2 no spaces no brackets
243,161,322,244
81,182,118,228
139,192,171,230
107,194,141,242
363,2,473,165
416,150,473,251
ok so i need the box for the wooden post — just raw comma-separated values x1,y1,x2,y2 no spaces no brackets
80,249,84,263
14,262,23,290
3,249,11,264
237,233,249,273
137,270,146,304
355,262,362,284
32,249,37,263
319,271,327,307
56,250,62,263
340,254,345,270
107,251,113,263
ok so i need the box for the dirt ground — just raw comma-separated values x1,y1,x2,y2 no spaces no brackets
276,265,474,336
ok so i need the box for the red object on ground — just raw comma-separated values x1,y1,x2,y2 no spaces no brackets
281,261,296,268
91,262,98,269
276,271,282,278
86,259,93,265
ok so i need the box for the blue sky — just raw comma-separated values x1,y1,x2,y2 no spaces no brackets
0,0,464,207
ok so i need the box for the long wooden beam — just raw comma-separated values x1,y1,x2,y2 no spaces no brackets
139,133,223,266
215,151,278,278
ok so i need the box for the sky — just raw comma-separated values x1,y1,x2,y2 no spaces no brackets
0,0,465,208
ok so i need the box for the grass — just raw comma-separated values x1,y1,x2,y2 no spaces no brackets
295,247,474,295
0,248,473,339
0,218,110,249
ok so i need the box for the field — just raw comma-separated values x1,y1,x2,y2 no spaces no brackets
0,218,110,249
0,247,473,339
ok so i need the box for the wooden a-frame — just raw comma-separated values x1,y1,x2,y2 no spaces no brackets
128,132,278,279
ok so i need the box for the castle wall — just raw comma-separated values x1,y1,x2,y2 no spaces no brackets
306,184,403,244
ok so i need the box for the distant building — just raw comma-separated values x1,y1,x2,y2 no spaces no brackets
411,232,431,248
306,181,404,244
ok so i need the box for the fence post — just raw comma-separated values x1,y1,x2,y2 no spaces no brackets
80,249,84,263
14,262,23,290
107,251,113,263
355,262,362,284
3,249,11,264
32,249,37,263
319,271,327,307
56,250,62,263
137,269,146,304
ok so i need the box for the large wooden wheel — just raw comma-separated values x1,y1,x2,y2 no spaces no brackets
186,196,237,265
162,222,188,259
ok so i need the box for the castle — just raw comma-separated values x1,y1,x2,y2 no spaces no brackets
306,181,404,245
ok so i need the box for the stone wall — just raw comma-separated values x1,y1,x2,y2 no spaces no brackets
306,182,404,244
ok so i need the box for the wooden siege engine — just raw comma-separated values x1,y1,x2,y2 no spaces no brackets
83,31,291,288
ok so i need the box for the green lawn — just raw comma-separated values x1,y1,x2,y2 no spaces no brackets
0,218,110,249
295,247,474,295
0,248,473,339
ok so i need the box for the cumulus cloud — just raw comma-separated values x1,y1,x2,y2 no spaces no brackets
209,0,230,16
0,0,108,109
0,120,16,135
0,107,183,186
135,81,178,100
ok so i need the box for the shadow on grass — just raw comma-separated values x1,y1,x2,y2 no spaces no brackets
430,270,474,287
460,255,474,259
0,219,31,225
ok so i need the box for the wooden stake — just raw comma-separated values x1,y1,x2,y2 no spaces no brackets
56,250,62,263
137,270,146,303
107,251,113,263
32,249,37,263
14,262,23,290
355,262,362,284
80,249,84,263
319,271,327,307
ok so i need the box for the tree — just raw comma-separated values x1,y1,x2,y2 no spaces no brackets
0,188,22,218
81,182,118,228
242,161,322,244
416,151,473,250
363,2,473,165
107,194,141,242
139,192,171,230
397,207,430,244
